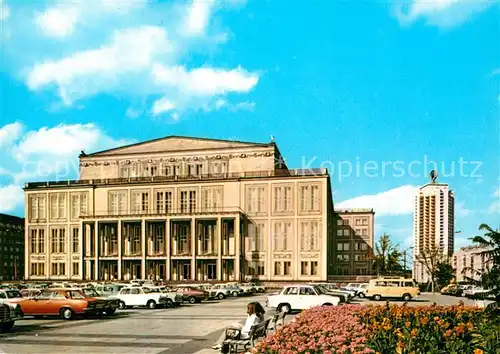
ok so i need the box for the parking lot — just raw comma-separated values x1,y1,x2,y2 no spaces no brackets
0,292,490,354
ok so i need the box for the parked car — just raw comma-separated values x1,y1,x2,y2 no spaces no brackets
94,284,127,297
0,301,24,331
175,286,208,304
365,277,420,301
0,289,24,303
13,289,106,320
343,283,362,294
356,284,369,298
250,283,266,293
229,283,254,295
142,286,183,307
207,284,231,299
79,288,120,315
310,283,351,303
266,285,340,313
115,287,169,309
224,284,245,297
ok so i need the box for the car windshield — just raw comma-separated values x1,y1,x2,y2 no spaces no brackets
313,285,326,294
142,288,152,293
67,291,86,299
82,289,99,297
6,290,22,298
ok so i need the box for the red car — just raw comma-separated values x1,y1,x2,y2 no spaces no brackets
175,286,208,304
13,289,106,320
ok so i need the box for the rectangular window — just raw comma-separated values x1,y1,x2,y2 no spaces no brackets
131,191,149,214
300,185,321,212
257,262,265,276
274,186,292,212
247,186,266,213
274,262,282,276
109,191,127,215
30,195,46,220
311,261,318,275
30,263,45,276
202,188,221,212
301,261,308,275
51,262,66,276
283,261,291,276
72,228,79,253
72,262,79,276
50,193,67,219
71,193,88,219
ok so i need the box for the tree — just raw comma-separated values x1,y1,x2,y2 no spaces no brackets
373,234,402,276
469,224,500,300
415,245,447,292
435,263,455,289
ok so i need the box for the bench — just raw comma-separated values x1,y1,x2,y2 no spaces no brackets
223,318,271,353
269,311,286,330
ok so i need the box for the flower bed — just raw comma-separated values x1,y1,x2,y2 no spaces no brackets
252,305,374,354
252,303,500,354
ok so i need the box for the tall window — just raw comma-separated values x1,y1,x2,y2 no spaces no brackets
180,190,196,213
300,221,320,251
109,191,127,215
72,228,79,253
29,195,46,221
247,186,266,213
188,164,203,176
30,263,45,276
274,262,282,276
131,191,149,214
274,186,292,212
273,222,292,251
202,188,222,212
30,228,45,254
71,193,88,219
51,228,66,253
155,191,172,214
249,223,265,251
299,185,321,212
72,262,79,276
51,262,66,276
284,261,291,276
50,194,67,219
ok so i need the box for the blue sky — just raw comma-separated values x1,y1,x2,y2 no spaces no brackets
0,0,499,252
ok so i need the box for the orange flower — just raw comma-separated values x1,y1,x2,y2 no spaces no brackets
466,322,474,331
473,349,484,354
455,324,466,335
444,329,452,338
411,328,418,337
420,317,429,326
405,321,411,328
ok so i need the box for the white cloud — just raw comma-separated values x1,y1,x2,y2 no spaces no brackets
184,0,216,36
215,99,256,112
488,201,500,214
27,26,173,104
0,122,23,149
153,64,259,96
0,0,9,21
0,185,24,213
0,122,133,214
336,185,418,216
152,98,176,115
125,107,143,119
35,7,80,38
395,0,493,28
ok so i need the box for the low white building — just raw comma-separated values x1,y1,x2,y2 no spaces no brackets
452,245,493,282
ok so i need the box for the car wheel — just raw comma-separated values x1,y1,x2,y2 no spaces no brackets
0,321,14,332
373,294,382,301
322,303,333,307
217,293,225,300
166,299,173,308
60,308,74,320
277,303,291,313
232,291,239,297
188,296,196,304
118,301,126,309
147,300,157,309
105,309,116,316
402,293,412,302
358,293,365,298
258,289,264,293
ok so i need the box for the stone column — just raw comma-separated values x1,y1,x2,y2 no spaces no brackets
234,214,241,281
141,219,146,280
117,220,122,280
217,217,222,280
94,221,99,280
191,218,196,280
166,219,171,281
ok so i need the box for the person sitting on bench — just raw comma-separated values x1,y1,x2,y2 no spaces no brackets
212,302,261,350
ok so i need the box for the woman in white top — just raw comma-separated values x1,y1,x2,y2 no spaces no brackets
212,302,261,350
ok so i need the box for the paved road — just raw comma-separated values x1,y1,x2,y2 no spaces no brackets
0,294,270,354
356,292,494,307
0,292,490,354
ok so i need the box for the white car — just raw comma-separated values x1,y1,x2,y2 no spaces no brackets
0,301,24,331
0,289,24,305
115,287,169,309
266,285,340,313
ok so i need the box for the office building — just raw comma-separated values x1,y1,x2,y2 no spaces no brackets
24,136,335,282
332,209,375,279
453,245,494,282
0,213,24,281
412,181,455,283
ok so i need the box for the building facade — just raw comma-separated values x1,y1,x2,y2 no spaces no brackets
332,209,375,279
412,182,455,283
453,245,494,282
24,136,335,282
0,214,25,281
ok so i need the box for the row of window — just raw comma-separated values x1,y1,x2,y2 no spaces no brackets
30,262,79,276
29,193,88,221
336,228,370,237
273,261,319,276
119,161,227,178
336,267,369,276
337,242,370,251
336,254,368,262
30,228,79,254
337,217,370,226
